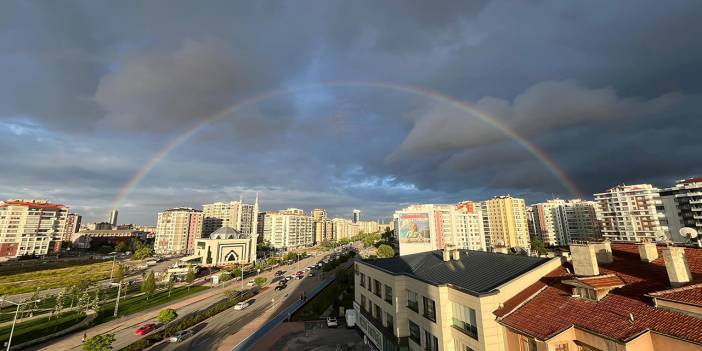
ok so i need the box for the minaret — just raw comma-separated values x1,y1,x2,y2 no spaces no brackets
236,194,243,231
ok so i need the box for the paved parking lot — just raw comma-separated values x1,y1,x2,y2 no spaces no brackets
255,320,372,351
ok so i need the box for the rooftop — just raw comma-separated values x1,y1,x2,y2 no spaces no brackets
0,200,66,209
497,243,702,345
362,250,551,295
208,226,249,240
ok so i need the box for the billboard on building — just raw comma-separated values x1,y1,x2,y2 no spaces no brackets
398,213,433,255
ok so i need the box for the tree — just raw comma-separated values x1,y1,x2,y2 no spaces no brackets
531,238,548,256
254,277,267,286
82,334,115,351
157,308,178,324
142,271,156,300
376,244,395,258
167,276,174,297
219,271,231,283
185,265,196,291
114,241,129,253
231,268,242,281
112,263,125,283
131,246,153,260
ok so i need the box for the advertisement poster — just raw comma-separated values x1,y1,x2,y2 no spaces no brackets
399,213,431,243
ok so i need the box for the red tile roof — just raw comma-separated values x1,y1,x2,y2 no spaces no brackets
0,200,66,210
498,243,702,345
648,283,702,306
576,274,626,289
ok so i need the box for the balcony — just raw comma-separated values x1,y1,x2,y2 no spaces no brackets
356,305,408,351
451,319,479,340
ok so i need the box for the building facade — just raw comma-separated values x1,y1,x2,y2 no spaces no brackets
659,177,702,242
0,199,68,258
202,195,259,238
194,226,257,266
108,209,118,227
394,203,486,256
354,248,562,351
63,212,82,242
594,184,668,242
530,199,601,246
261,209,314,249
481,196,529,250
353,209,361,223
155,208,203,255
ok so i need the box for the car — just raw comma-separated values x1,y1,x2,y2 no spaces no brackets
246,280,255,287
275,284,286,291
296,271,304,276
168,330,193,342
234,300,251,310
275,270,284,276
135,323,156,335
326,317,338,328
308,272,315,277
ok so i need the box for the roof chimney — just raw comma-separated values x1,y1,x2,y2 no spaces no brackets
570,243,599,276
451,249,460,260
663,246,692,287
592,240,613,264
442,247,451,262
638,241,659,263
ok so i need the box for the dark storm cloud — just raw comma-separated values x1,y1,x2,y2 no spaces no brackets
1,0,701,223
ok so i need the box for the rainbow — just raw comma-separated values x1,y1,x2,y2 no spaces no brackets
110,81,580,210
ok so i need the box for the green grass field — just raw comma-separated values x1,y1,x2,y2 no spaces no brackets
0,311,85,345
94,285,209,324
0,261,115,295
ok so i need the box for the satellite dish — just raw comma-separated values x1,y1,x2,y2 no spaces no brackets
680,227,699,240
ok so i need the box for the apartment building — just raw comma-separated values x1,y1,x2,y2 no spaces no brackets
594,184,668,242
395,203,486,256
481,196,530,250
312,208,327,221
332,218,359,241
499,242,702,350
202,195,259,237
155,208,203,254
315,219,334,243
359,220,381,234
353,209,361,223
0,199,68,258
530,199,601,246
354,248,562,351
63,212,82,242
260,209,314,249
660,177,702,242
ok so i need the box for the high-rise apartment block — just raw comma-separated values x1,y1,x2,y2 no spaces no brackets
353,209,361,223
0,199,68,258
530,199,601,246
155,208,203,254
395,203,485,256
108,209,118,227
202,195,259,238
481,196,529,250
261,209,314,249
660,177,702,242
594,184,668,242
312,208,327,221
63,212,82,242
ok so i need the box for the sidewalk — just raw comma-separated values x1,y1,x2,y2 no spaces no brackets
247,321,305,351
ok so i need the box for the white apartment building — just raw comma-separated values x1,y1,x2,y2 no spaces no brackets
331,218,360,241
155,208,203,254
359,220,381,234
0,199,68,258
202,195,259,237
530,199,601,246
261,210,314,249
594,184,668,242
659,177,702,242
394,203,486,256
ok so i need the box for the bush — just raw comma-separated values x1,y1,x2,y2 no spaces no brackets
376,244,395,258
131,247,153,261
82,333,115,351
254,277,267,286
156,308,177,324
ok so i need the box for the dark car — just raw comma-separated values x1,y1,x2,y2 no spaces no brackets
275,270,284,276
275,284,287,291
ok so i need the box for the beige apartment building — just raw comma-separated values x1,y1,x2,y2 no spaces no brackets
0,199,68,259
260,209,314,249
481,196,529,250
332,218,360,241
202,195,259,238
63,212,82,242
155,208,203,255
594,184,668,242
354,248,562,351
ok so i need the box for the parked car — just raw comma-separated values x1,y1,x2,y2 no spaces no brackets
135,323,156,335
234,300,251,310
326,317,338,328
168,330,193,342
246,280,255,287
308,272,315,277
275,270,284,276
274,284,287,291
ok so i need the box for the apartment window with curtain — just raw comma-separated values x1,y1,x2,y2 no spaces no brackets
423,296,436,322
451,302,478,340
384,284,393,304
407,290,419,312
374,279,382,297
408,320,421,345
424,330,439,351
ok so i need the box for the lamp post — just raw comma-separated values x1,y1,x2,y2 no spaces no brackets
1,298,41,351
110,282,122,317
240,268,244,290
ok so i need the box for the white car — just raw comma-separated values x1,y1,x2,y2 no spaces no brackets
168,330,193,342
234,301,251,310
326,317,338,328
246,280,255,287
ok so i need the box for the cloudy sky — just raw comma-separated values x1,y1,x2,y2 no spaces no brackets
1,1,701,224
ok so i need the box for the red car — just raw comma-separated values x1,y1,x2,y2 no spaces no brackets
135,323,156,335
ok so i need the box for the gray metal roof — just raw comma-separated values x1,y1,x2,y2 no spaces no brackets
362,250,551,295
210,226,247,239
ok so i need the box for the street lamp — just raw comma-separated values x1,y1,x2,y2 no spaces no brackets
1,298,41,351
109,282,122,317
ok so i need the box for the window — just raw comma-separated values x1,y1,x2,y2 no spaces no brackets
408,320,421,345
367,276,371,291
451,302,478,340
555,344,569,351
385,311,394,332
519,336,537,351
384,285,393,305
423,296,436,322
453,340,475,351
360,273,365,287
424,330,439,351
373,303,381,320
361,295,367,311
374,279,382,297
407,290,419,312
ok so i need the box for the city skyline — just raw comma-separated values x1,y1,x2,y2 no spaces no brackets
1,1,701,224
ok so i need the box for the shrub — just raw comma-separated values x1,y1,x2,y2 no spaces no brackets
156,308,177,324
82,333,115,351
